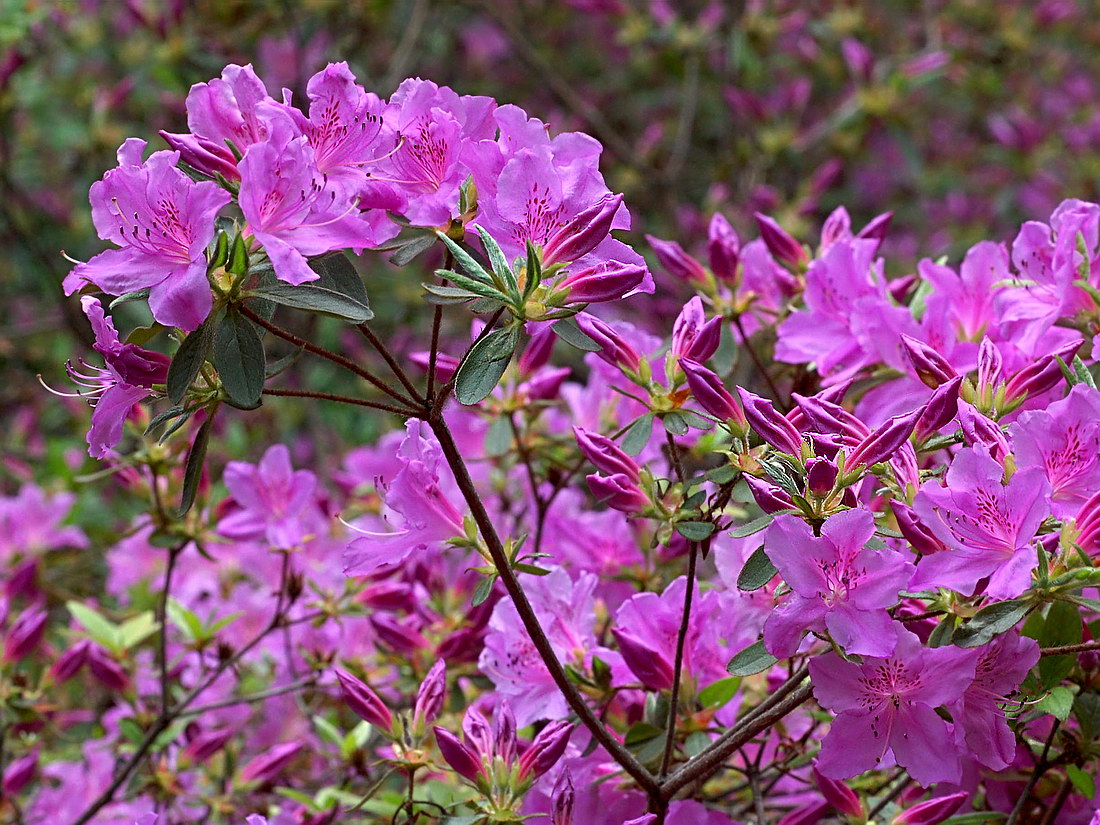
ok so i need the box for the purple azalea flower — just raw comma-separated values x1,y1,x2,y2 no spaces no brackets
948,631,1039,770
62,139,231,330
479,567,599,726
918,240,1007,342
0,485,87,562
810,629,975,786
1010,384,1100,517
910,447,1051,599
160,63,275,181
218,444,325,549
343,420,466,576
763,510,913,658
238,118,390,285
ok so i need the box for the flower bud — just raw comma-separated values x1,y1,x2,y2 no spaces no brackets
813,761,863,818
410,351,460,384
738,388,803,455
820,207,852,252
957,401,1009,462
856,211,893,254
517,720,573,783
1004,340,1084,405
50,638,91,682
671,297,722,363
976,337,1003,393
573,427,640,482
744,474,796,514
3,607,47,663
5,559,38,601
754,213,808,269
239,741,303,785
87,644,129,691
646,235,708,285
159,131,240,181
624,817,659,825
846,406,924,470
805,457,839,495
913,376,962,442
557,261,647,304
434,726,483,784
586,473,649,514
494,703,518,765
552,770,575,825
542,194,624,267
412,658,447,734
181,727,234,763
707,214,740,284
680,359,746,431
790,393,867,440
335,669,394,733
523,366,571,401
892,501,944,556
360,581,417,611
371,613,430,653
518,325,557,376
611,627,674,690
841,37,874,81
3,750,37,796
777,801,831,825
891,792,967,825
575,314,642,374
900,334,957,388
462,708,495,761
888,273,918,303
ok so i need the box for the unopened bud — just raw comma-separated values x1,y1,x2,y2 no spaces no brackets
336,668,394,733
671,297,722,363
542,194,624,267
738,388,803,455
900,334,956,389
646,235,708,285
891,792,967,825
239,741,303,786
412,658,447,734
573,427,640,482
707,214,740,284
754,213,807,269
557,261,647,304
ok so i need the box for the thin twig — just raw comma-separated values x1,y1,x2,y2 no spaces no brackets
357,323,424,402
426,250,454,404
177,677,318,718
1005,721,1060,825
262,387,414,417
1039,639,1100,657
732,315,786,411
157,544,184,717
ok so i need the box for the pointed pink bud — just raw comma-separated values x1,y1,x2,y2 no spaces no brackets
3,607,47,663
87,644,129,691
371,613,430,653
777,801,831,825
812,761,863,818
846,406,924,469
611,627,674,690
575,314,642,373
738,388,803,455
754,213,807,268
182,727,234,763
552,770,575,825
856,211,893,253
841,37,874,81
672,297,722,362
707,214,740,284
805,457,839,495
5,559,38,601
461,708,494,761
434,726,483,783
412,659,447,732
914,376,962,442
573,427,640,481
542,194,624,267
518,720,573,783
744,474,796,514
49,638,91,682
680,359,746,430
791,393,868,440
335,669,393,732
646,235,708,285
518,325,557,375
558,261,647,304
359,581,416,611
888,273,918,303
523,366,571,401
892,501,943,556
891,792,967,825
587,473,649,514
1004,339,1083,403
3,750,37,796
159,131,240,181
900,334,957,389
976,337,1003,391
494,702,518,765
239,741,303,785
820,207,852,251
957,401,1009,461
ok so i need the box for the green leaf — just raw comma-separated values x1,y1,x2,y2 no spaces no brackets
227,232,249,275
436,232,495,286
109,289,150,310
730,515,774,538
676,521,715,541
698,676,741,708
621,414,654,456
178,410,215,517
166,599,204,643
551,316,601,351
66,601,119,652
117,612,158,649
472,575,496,607
389,233,437,267
144,405,187,437
1038,601,1083,688
661,411,689,436
309,252,371,306
474,225,519,300
208,231,229,270
1067,764,1095,799
524,240,542,299
1035,686,1074,721
726,640,777,676
926,616,957,648
737,546,777,591
483,416,513,457
952,599,1031,648
454,326,519,405
212,309,265,408
247,282,372,322
1073,691,1100,740
167,310,220,404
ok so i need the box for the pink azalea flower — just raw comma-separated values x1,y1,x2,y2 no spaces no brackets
910,447,1051,599
343,420,467,577
0,484,87,561
218,444,325,549
810,629,975,786
62,139,231,330
763,509,913,658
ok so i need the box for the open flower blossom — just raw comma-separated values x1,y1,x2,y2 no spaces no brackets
63,139,231,330
219,444,325,549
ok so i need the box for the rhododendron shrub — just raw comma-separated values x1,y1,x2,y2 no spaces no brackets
8,59,1100,825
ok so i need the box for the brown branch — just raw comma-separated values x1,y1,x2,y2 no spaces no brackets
357,323,424,403
262,387,414,417
1039,639,1100,657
